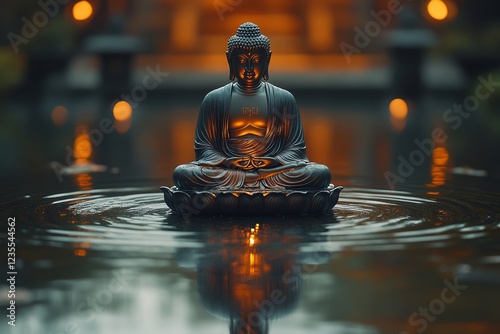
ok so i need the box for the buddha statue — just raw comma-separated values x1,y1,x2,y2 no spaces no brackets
162,22,342,215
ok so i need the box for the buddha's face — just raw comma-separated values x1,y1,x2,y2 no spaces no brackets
228,48,269,88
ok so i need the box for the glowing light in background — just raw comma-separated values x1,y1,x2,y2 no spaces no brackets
389,98,408,120
389,98,408,132
113,101,133,121
302,114,332,166
73,1,93,21
51,106,68,126
73,131,92,163
171,114,196,164
427,0,448,21
113,101,133,133
307,2,334,51
171,4,198,50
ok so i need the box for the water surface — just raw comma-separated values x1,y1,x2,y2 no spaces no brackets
2,176,500,334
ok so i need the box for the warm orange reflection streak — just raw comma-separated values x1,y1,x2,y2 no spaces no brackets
76,242,91,249
75,173,93,190
233,226,271,317
200,223,300,332
429,146,449,187
74,126,92,164
74,249,87,257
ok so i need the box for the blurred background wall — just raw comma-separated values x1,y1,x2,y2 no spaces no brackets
1,0,499,188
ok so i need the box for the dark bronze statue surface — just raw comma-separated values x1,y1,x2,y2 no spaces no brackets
162,22,342,215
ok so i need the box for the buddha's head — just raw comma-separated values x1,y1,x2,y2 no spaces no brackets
226,22,272,88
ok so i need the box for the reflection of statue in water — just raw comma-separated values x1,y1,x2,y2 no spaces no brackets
162,22,342,215
165,213,337,333
197,223,301,334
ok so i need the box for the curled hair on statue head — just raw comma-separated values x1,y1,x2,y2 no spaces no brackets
227,22,271,59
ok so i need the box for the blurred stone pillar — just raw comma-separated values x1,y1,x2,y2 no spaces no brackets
83,14,144,173
385,6,436,186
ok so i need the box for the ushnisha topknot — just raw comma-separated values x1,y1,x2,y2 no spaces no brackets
227,22,271,57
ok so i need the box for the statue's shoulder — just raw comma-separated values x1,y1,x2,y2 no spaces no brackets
265,82,297,107
266,82,295,100
203,83,232,103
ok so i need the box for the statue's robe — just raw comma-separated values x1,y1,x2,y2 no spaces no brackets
173,82,331,190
